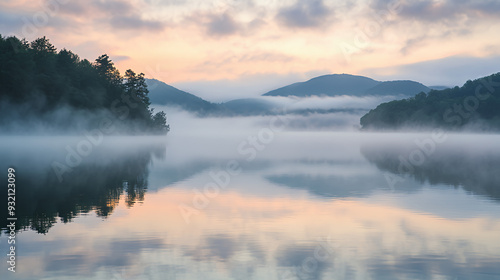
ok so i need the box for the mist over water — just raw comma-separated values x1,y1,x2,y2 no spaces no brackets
2,0,500,277
1,112,500,280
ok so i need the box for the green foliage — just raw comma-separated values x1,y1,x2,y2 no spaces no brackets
94,54,122,87
125,69,150,106
151,110,170,134
360,73,500,130
30,36,56,54
0,34,169,134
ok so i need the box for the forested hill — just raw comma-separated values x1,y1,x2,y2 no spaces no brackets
360,72,500,130
262,74,431,97
0,35,169,134
147,79,219,114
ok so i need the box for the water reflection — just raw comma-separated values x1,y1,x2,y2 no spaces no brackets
361,137,500,202
7,189,499,280
1,132,500,280
263,160,416,199
0,136,166,234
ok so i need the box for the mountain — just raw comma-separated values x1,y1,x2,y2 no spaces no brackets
263,74,380,97
146,79,219,114
262,74,432,97
146,74,444,118
146,80,279,116
429,86,450,90
220,98,278,116
364,80,430,96
360,72,500,130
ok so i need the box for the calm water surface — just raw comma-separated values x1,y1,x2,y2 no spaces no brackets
1,126,500,280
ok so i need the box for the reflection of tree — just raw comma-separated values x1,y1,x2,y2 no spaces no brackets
360,143,500,201
1,145,164,234
266,172,387,198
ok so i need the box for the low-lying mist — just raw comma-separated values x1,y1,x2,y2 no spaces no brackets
0,100,166,135
2,120,500,233
151,94,402,132
360,132,500,200
0,94,396,134
261,95,402,111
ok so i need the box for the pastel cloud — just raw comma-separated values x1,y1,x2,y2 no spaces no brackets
276,0,334,29
0,0,498,98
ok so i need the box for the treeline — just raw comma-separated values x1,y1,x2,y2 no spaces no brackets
0,35,169,134
360,72,500,130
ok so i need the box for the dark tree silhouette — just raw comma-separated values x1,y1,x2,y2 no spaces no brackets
124,69,150,106
360,73,500,130
0,34,169,134
94,54,122,86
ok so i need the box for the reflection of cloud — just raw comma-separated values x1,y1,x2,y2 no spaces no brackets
276,243,332,280
42,238,166,273
184,234,239,262
367,254,500,280
205,234,237,261
45,255,86,272
11,183,500,279
182,233,267,269
99,239,166,267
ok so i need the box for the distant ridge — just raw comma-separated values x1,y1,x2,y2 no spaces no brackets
146,79,218,114
146,80,276,116
429,86,450,90
221,98,277,116
263,74,431,97
263,74,380,97
146,74,438,116
364,80,430,96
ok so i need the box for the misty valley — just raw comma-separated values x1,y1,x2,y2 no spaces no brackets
1,35,500,280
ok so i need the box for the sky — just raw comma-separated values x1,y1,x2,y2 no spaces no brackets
1,0,500,101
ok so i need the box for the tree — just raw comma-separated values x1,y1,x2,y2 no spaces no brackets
0,34,169,134
151,110,169,133
124,69,150,106
94,54,122,86
360,72,500,130
30,36,56,54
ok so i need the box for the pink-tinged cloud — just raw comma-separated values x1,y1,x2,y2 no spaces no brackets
0,0,499,98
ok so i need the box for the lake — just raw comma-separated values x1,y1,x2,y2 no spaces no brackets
1,115,500,280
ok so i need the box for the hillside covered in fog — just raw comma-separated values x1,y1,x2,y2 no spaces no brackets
0,35,168,134
360,73,500,130
147,74,438,118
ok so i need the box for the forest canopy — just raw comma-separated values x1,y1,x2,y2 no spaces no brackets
360,72,500,131
0,35,169,134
